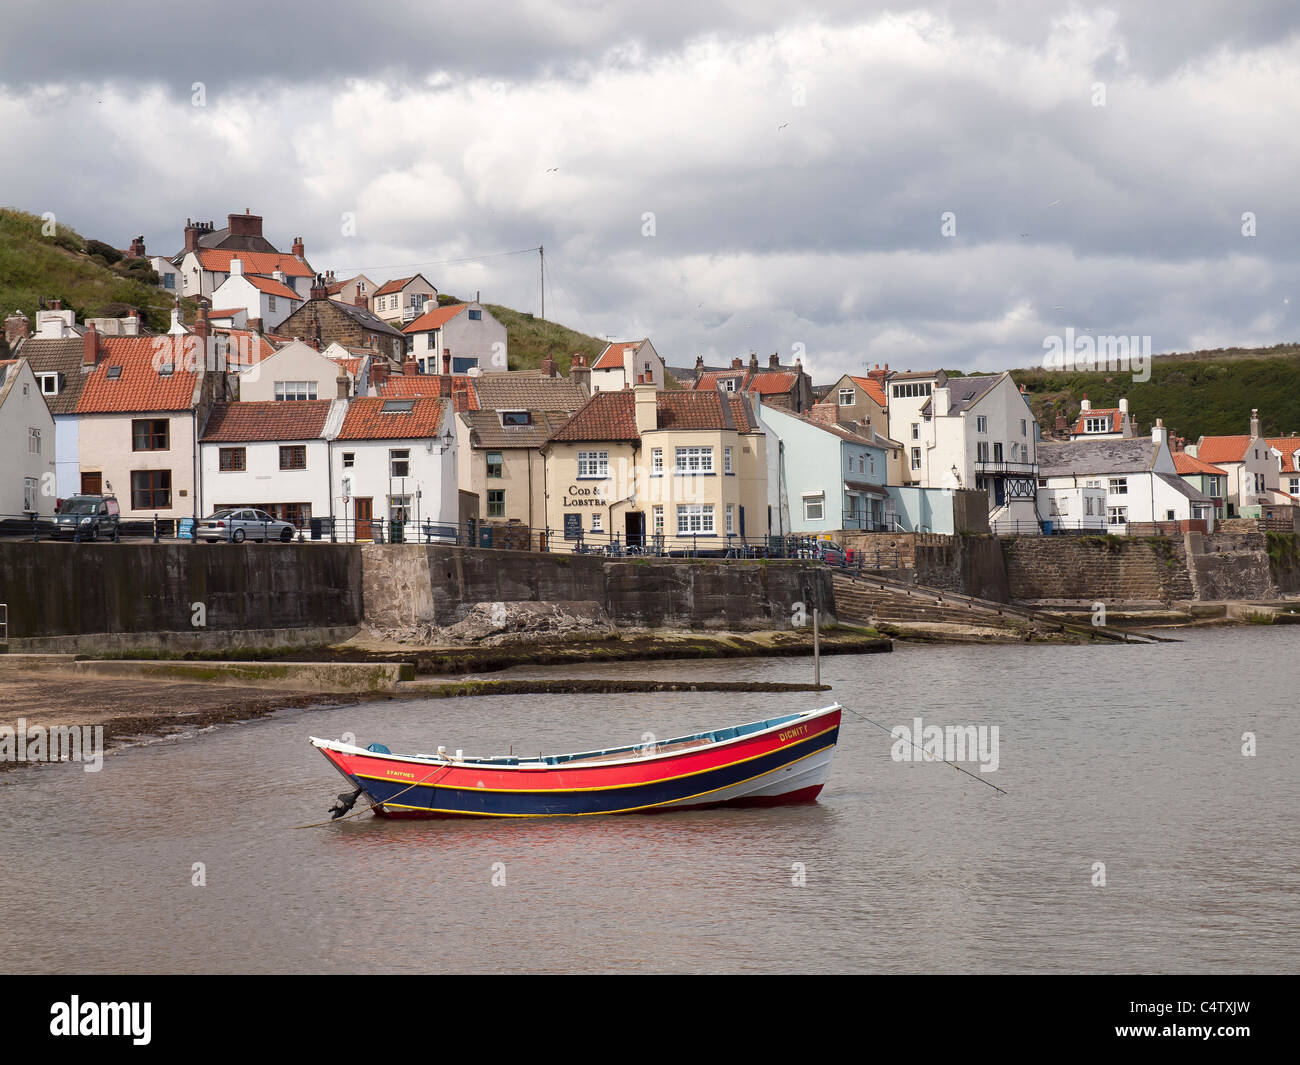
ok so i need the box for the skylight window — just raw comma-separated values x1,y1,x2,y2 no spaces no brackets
381,399,415,413
106,366,122,379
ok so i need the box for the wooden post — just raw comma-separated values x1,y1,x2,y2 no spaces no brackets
813,607,821,687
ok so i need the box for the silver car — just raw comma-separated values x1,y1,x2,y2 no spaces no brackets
196,508,296,544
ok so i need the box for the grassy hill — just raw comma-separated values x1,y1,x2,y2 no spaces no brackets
1007,345,1300,441
482,302,605,373
0,207,192,340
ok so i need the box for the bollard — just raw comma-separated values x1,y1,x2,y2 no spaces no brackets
153,513,160,543
31,512,38,543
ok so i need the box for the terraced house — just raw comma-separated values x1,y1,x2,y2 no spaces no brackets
543,384,767,551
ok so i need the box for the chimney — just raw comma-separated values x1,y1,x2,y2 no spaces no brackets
867,362,890,386
273,267,286,283
371,360,389,388
403,354,417,375
634,381,657,435
1119,397,1128,414
769,352,780,369
542,355,556,378
731,357,742,369
1055,414,1067,433
443,348,452,375
570,354,591,393
194,301,211,343
353,293,368,308
246,317,263,334
127,236,146,259
82,322,99,368
309,274,329,301
1250,408,1260,438
932,384,950,417
227,211,263,238
51,299,62,311
230,258,244,276
292,236,305,258
4,310,30,348
1151,417,1168,449
749,352,759,373
336,374,350,399
123,309,140,337
1080,395,1091,412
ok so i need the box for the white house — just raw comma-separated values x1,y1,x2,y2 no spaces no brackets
590,339,665,393
236,340,357,402
371,274,438,325
1038,421,1215,532
0,359,57,517
402,301,508,374
1191,411,1288,515
1067,396,1136,440
210,258,303,330
330,396,458,541
199,400,347,529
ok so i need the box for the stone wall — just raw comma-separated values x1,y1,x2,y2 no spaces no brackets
1185,531,1277,600
915,535,1011,601
1001,535,1195,603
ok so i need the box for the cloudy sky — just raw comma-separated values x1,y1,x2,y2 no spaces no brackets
3,1,1298,380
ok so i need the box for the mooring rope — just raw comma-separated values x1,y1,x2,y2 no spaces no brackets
837,703,1008,795
294,758,458,829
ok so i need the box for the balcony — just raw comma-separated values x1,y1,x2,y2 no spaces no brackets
974,459,1038,475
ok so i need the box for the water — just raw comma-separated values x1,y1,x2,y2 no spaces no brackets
2,627,1296,973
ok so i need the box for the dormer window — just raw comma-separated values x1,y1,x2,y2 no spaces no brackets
1084,417,1108,433
37,372,59,396
500,410,531,426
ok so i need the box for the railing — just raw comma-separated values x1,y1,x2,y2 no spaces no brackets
974,460,1038,474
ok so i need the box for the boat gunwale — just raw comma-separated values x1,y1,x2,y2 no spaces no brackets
309,703,842,774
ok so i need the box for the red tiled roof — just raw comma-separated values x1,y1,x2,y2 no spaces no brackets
692,369,798,396
846,376,887,407
336,396,449,440
1173,452,1227,477
194,249,313,278
402,304,467,333
372,276,417,298
201,400,332,442
1266,437,1300,474
243,274,302,301
376,373,478,411
748,371,798,395
594,341,638,370
208,308,245,320
1071,408,1122,434
1196,436,1251,463
549,389,758,443
213,329,278,363
76,336,200,414
332,357,363,377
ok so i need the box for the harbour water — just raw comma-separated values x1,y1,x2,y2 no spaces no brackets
2,626,1296,973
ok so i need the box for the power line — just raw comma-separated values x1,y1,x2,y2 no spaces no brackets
332,245,541,276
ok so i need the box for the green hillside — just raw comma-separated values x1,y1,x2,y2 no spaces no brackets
0,207,191,340
483,302,605,373
1010,346,1300,441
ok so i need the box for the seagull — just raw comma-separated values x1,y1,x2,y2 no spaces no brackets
546,167,558,173
777,123,788,130
1018,233,1030,238
1048,199,1063,206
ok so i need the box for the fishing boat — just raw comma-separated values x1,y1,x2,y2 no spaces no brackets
310,703,841,819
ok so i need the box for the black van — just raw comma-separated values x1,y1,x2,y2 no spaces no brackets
52,495,120,541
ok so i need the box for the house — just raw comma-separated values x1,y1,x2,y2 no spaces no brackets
235,339,357,402
370,275,438,325
172,212,314,301
1172,448,1228,519
73,325,222,524
759,403,890,534
905,372,1040,533
1269,436,1300,500
277,285,407,364
544,385,767,550
690,353,815,412
322,272,376,306
1067,396,1136,440
149,255,182,294
1191,410,1280,516
458,370,590,531
209,258,303,329
199,400,346,529
0,359,57,517
402,300,508,374
807,367,905,483
373,369,479,409
1037,422,1215,532
590,339,665,393
330,397,458,541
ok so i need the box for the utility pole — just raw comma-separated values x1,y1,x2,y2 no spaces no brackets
539,244,545,320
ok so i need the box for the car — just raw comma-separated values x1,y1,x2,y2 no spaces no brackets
195,508,297,543
807,538,846,565
52,495,120,541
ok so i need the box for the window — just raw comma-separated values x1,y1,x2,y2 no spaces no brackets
275,381,317,401
726,504,735,534
390,449,410,477
1108,478,1128,495
976,441,990,462
1085,496,1094,515
163,274,175,290
724,447,733,474
1165,509,1176,521
468,309,482,320
280,446,307,470
891,382,932,398
219,447,246,471
486,451,503,478
910,447,921,471
132,419,169,451
1085,417,1109,434
37,373,59,396
1021,419,1027,436
107,366,122,379
911,423,919,440
675,446,713,474
1290,477,1299,495
677,504,714,534
719,378,737,392
131,470,171,510
651,448,663,474
591,511,603,532
500,410,532,426
577,450,609,478
804,497,824,521
342,452,354,468
993,442,1003,463
389,495,412,522
268,296,277,311
839,388,855,406
28,428,40,454
976,416,988,433
24,477,37,511
487,489,505,517
1107,506,1127,526
652,505,664,533
382,400,415,413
